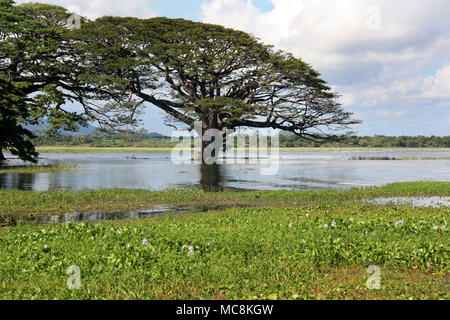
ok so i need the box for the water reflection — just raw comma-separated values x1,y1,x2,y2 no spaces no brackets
0,150,449,191
0,173,35,190
200,163,224,192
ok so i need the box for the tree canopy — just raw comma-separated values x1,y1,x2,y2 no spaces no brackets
0,76,37,161
70,17,360,144
0,1,140,161
1,1,360,162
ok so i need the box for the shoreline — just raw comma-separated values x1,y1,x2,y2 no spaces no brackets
32,146,450,153
1,181,449,217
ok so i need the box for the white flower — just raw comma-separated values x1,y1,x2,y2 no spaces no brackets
324,224,329,229
142,238,148,245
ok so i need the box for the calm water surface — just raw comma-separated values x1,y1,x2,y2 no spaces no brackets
1,150,449,191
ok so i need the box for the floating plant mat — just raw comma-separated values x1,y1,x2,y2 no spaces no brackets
1,204,253,227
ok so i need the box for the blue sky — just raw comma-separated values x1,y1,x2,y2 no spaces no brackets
156,0,275,19
16,0,450,136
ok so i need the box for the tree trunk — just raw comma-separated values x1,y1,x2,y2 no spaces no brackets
0,148,5,161
201,131,226,164
200,163,223,192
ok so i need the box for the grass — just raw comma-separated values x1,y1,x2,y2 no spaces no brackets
0,165,77,174
0,181,449,300
36,146,175,153
0,181,449,217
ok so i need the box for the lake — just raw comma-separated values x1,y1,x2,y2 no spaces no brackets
0,150,449,191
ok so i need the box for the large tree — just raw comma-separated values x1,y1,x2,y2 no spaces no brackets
70,17,360,160
0,76,37,161
0,1,140,161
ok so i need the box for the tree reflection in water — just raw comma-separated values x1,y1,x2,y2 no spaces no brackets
199,163,224,192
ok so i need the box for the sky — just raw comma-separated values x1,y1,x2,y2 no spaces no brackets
15,0,450,136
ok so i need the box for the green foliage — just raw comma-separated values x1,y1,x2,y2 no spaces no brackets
0,164,75,174
0,76,37,161
279,134,450,148
0,1,85,161
1,3,359,162
0,181,448,216
0,182,448,299
70,16,360,144
33,133,177,148
30,133,450,149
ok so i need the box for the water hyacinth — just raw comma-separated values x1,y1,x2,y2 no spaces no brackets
395,220,404,228
188,245,194,256
331,221,337,228
142,238,148,245
434,225,439,231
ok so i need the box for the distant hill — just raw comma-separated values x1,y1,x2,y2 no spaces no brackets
148,132,168,138
24,122,168,138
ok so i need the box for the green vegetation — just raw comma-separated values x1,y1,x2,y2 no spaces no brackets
0,165,76,174
0,182,449,299
280,134,450,148
32,133,450,149
35,147,176,153
0,181,448,217
351,156,450,161
1,1,359,163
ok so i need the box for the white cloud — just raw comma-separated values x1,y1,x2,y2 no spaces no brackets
201,0,450,112
379,110,405,117
15,0,159,19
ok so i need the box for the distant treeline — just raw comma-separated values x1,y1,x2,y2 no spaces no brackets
33,134,177,148
278,135,450,148
33,134,450,148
